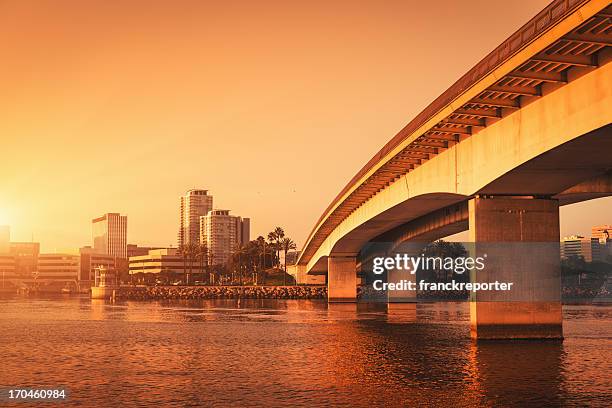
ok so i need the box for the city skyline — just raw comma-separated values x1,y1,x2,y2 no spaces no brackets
1,0,610,252
1,193,610,253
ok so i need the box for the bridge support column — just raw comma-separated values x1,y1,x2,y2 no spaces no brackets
328,256,357,302
387,242,426,303
469,197,562,340
387,267,417,303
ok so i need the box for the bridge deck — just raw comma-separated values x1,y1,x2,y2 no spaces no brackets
299,0,612,265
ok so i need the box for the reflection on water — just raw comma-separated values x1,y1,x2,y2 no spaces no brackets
0,296,610,407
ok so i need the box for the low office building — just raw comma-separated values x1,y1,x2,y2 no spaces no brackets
129,248,187,276
0,255,16,289
561,235,603,262
0,225,9,254
592,225,612,260
127,244,164,258
79,246,117,288
9,242,40,278
37,254,80,281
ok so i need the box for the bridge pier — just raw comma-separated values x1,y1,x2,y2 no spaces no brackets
327,256,357,302
468,197,562,340
387,244,423,303
387,267,417,303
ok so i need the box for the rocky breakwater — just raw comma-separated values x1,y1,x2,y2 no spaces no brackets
121,285,327,300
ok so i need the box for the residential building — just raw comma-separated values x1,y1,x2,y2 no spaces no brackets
92,213,127,258
200,210,250,267
178,189,213,248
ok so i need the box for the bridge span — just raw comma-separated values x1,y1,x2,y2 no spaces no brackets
293,0,612,339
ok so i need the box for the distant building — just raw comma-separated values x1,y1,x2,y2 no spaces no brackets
592,225,612,243
200,210,250,267
127,244,165,258
592,225,612,260
129,248,186,275
0,254,16,286
561,235,603,262
285,250,301,266
37,254,80,281
287,264,325,285
240,218,250,246
179,189,213,248
92,213,127,258
9,242,40,278
0,226,9,253
79,246,117,286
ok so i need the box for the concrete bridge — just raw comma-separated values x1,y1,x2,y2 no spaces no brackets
294,0,612,339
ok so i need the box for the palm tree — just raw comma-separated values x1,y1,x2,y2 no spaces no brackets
267,232,278,268
178,245,189,285
280,237,297,285
268,227,285,269
208,251,216,285
233,243,249,285
280,237,296,271
185,242,199,285
197,242,209,284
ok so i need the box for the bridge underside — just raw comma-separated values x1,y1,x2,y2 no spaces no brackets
296,1,612,339
317,126,612,339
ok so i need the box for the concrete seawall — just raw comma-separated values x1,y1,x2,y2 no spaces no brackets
120,285,328,300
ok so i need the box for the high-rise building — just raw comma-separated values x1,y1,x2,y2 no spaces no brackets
92,213,127,258
179,189,213,248
240,218,250,247
200,210,249,267
560,235,602,262
0,226,9,253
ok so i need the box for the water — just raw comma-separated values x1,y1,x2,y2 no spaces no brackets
0,296,610,407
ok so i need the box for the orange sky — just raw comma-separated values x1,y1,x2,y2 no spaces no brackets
1,0,609,252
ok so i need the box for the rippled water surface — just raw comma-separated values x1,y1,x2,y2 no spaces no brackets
0,296,610,407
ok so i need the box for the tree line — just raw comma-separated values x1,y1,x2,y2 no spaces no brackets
178,226,297,285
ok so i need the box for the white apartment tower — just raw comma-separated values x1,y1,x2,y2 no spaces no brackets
179,189,213,248
200,210,250,267
92,213,127,258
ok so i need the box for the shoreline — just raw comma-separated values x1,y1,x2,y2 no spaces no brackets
120,285,328,300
